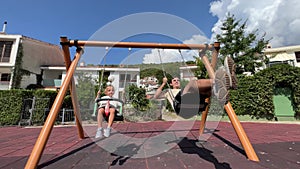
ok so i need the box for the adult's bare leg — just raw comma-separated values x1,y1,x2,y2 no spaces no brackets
182,79,213,96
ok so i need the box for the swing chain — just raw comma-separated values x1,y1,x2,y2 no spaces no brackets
157,49,176,100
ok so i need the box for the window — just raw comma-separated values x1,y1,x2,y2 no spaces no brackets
0,41,13,62
119,74,131,88
120,74,131,81
0,73,11,84
269,60,289,67
295,51,300,62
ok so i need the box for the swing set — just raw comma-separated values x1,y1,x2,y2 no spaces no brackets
24,37,259,169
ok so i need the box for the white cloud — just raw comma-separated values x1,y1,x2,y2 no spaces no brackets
210,0,300,47
142,34,209,64
183,34,209,44
143,49,182,64
143,0,300,64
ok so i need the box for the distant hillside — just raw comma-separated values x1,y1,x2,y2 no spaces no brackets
132,62,190,78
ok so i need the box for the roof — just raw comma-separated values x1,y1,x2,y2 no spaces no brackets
21,35,60,46
264,45,300,54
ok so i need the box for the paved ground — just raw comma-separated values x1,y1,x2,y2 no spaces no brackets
0,120,299,169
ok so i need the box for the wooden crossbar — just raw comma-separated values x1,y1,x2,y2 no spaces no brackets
65,39,216,50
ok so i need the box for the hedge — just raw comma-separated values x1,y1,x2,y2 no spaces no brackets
0,89,72,126
0,90,32,125
0,64,299,125
230,64,300,120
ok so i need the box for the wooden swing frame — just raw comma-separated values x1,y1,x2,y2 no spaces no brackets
25,37,259,169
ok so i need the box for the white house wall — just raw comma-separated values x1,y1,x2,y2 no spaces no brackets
264,45,300,68
60,68,140,99
268,52,295,62
20,74,36,88
0,67,11,90
179,65,197,81
110,72,119,98
0,34,21,89
0,34,21,67
43,69,62,79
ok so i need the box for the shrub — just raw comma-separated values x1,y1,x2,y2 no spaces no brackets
230,64,300,119
0,90,33,125
0,89,74,126
128,84,150,111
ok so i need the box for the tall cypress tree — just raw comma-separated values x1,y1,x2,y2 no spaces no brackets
216,14,270,74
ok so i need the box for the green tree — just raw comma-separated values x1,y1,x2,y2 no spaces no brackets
216,14,270,74
140,68,173,89
76,72,95,110
193,54,209,79
128,84,149,111
95,70,109,97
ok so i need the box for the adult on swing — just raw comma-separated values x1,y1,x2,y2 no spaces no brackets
153,56,237,118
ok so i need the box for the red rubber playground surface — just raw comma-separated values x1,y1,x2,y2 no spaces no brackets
0,121,299,169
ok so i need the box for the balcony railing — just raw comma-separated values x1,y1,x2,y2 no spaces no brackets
43,79,62,87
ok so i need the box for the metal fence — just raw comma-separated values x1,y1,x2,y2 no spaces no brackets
19,97,76,126
57,108,75,124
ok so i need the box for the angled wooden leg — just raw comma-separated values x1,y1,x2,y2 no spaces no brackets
224,102,259,161
199,98,210,136
61,37,84,139
199,42,258,161
196,56,215,137
25,49,83,169
198,42,220,136
70,78,84,139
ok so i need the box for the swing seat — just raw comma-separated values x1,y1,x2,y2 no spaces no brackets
173,92,208,119
95,98,124,121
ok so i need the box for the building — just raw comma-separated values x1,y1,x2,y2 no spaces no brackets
264,44,300,68
41,64,140,99
180,65,198,81
0,31,140,98
180,45,300,78
0,33,64,90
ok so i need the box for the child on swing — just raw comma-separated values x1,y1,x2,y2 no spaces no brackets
95,83,120,139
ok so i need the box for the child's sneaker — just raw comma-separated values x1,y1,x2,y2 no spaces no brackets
104,127,111,137
213,67,229,104
95,128,103,139
224,56,238,89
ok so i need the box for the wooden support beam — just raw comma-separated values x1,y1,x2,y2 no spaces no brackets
224,102,259,161
199,98,210,137
199,42,220,136
61,37,84,139
25,46,83,169
67,40,215,50
198,43,259,161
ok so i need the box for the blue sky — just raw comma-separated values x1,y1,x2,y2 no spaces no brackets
1,0,299,64
0,0,215,44
0,0,217,64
